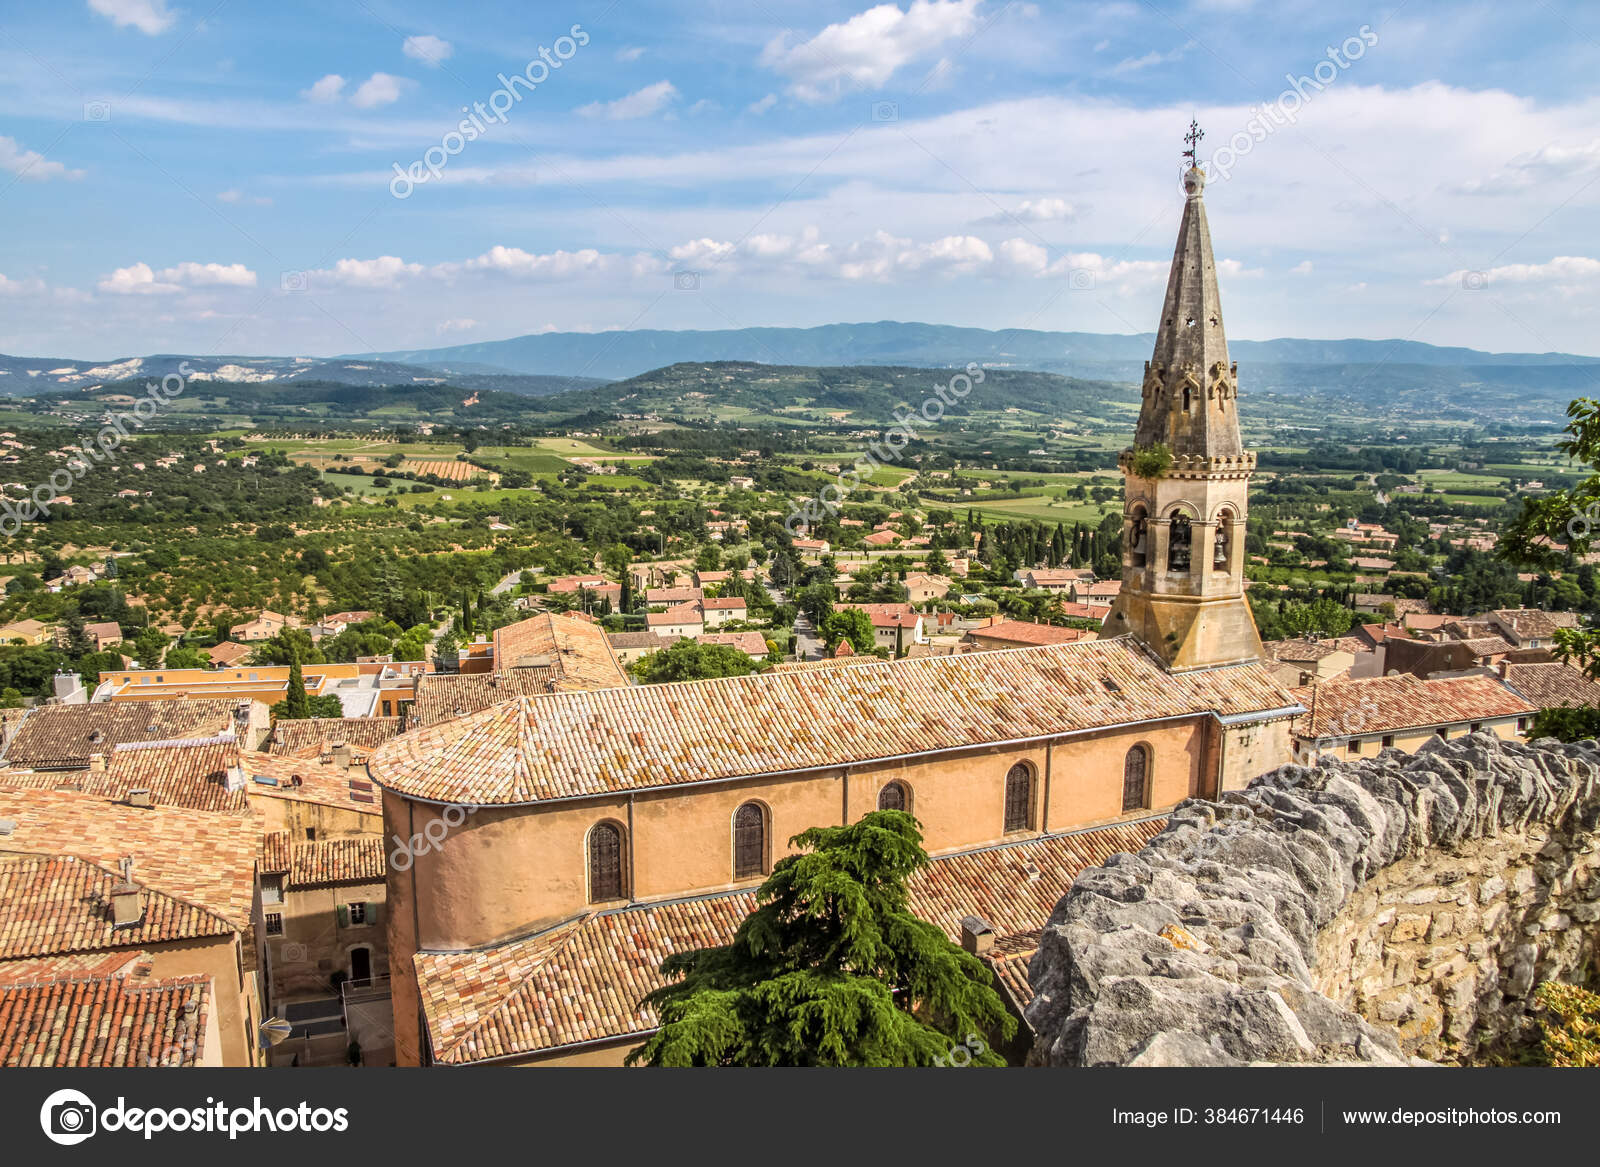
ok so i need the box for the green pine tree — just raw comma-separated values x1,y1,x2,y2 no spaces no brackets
628,811,1015,1066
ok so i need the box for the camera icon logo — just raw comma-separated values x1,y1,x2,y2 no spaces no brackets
280,270,310,293
1461,270,1488,291
673,270,700,291
1067,268,1096,291
83,101,111,123
40,1088,97,1146
282,941,308,962
871,101,898,122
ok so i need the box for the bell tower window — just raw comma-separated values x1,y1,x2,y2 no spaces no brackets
1167,515,1192,572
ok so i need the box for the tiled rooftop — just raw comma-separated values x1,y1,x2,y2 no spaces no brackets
413,816,1166,1064
0,787,260,947
409,668,558,729
287,835,386,888
1292,674,1535,739
491,614,628,690
3,699,237,770
0,952,212,1067
371,638,1296,807
265,717,402,759
243,752,383,814
966,621,1089,646
1502,662,1600,712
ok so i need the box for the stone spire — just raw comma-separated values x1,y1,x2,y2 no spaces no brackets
1099,133,1263,672
1133,162,1243,459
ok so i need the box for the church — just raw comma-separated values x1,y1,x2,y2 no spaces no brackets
372,145,1303,1067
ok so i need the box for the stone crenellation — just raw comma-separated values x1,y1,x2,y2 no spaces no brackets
1025,731,1600,1066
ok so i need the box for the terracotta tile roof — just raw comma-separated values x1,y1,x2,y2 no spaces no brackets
287,835,385,888
1502,662,1600,711
409,669,558,728
266,717,402,759
607,632,669,650
1490,609,1582,643
372,637,1296,807
3,699,237,770
1264,637,1352,663
701,597,747,611
491,614,629,689
644,587,703,606
413,816,1166,1063
0,735,250,816
839,602,919,629
1458,636,1515,658
965,621,1088,647
1292,674,1535,740
242,752,383,815
259,830,291,875
696,632,769,657
0,953,212,1066
0,856,236,959
0,788,260,946
769,656,882,673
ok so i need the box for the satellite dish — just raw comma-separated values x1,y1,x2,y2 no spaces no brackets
259,1017,293,1046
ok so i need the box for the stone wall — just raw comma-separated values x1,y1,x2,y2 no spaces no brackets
1026,732,1600,1066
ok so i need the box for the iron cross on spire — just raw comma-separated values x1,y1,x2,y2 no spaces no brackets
1183,119,1204,167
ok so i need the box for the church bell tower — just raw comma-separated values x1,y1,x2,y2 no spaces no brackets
1100,123,1263,670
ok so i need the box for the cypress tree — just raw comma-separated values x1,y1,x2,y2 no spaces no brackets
284,653,311,720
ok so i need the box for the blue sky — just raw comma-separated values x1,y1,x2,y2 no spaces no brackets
2,0,1600,359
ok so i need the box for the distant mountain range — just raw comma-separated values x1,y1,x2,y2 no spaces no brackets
0,353,602,397
3,322,1596,420
352,320,1600,382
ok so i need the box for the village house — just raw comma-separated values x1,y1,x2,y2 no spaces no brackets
0,618,53,646
647,603,706,639
0,786,264,1065
700,596,748,628
608,631,683,665
1289,673,1535,762
839,602,926,655
962,619,1091,652
1486,608,1582,650
696,631,770,661
230,610,297,642
902,572,953,603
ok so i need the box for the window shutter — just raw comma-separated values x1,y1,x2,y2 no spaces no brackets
336,904,349,928
367,901,382,926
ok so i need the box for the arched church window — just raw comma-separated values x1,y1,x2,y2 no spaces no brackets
878,781,908,812
733,803,767,879
1122,746,1149,812
1183,385,1192,412
1004,763,1033,833
588,822,624,902
1168,515,1192,572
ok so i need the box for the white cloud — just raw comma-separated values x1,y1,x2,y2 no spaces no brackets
402,35,453,66
747,93,778,116
97,260,257,294
577,81,679,120
761,0,981,102
437,317,479,333
0,136,84,182
616,46,646,62
158,261,257,287
0,273,46,297
1290,260,1314,274
88,0,177,36
351,73,407,109
217,188,272,206
1216,258,1264,278
317,256,424,288
300,74,345,103
1110,42,1193,75
456,246,618,279
97,262,180,295
977,196,1073,224
1429,256,1600,287
688,99,721,116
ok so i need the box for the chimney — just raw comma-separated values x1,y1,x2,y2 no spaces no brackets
1497,660,1511,680
127,787,153,808
88,752,108,772
959,914,995,956
330,741,352,769
111,860,143,927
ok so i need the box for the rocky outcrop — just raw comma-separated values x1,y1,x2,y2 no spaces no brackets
1026,732,1600,1066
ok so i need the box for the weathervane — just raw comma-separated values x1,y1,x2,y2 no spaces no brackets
1183,119,1204,168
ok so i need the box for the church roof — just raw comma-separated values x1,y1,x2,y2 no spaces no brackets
412,815,1168,1063
369,637,1297,807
